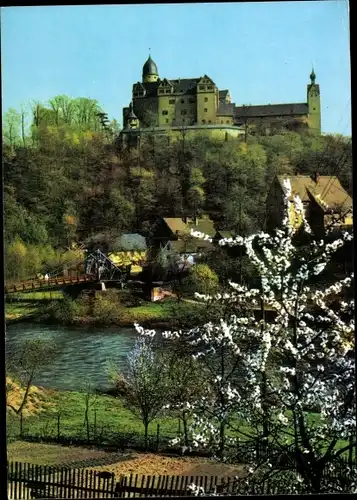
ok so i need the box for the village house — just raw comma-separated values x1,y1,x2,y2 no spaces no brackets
148,215,217,263
266,174,353,238
108,233,148,274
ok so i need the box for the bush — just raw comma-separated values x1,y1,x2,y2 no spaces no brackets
41,296,87,324
92,291,123,324
181,263,219,297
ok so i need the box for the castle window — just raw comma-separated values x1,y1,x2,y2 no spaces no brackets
181,110,187,115
199,85,205,90
204,97,208,102
204,108,208,113
162,110,168,115
169,99,175,104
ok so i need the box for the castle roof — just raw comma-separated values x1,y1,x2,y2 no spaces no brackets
143,55,158,76
219,90,230,99
217,102,235,116
168,78,200,94
141,78,201,96
234,103,308,118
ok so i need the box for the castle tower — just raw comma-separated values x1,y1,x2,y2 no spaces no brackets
142,55,159,83
307,68,321,133
126,102,139,129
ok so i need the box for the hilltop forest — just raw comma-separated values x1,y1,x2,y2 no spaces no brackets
3,96,353,281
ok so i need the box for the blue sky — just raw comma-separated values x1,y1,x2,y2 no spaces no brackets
1,1,351,135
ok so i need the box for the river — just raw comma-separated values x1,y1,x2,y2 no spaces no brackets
5,322,139,392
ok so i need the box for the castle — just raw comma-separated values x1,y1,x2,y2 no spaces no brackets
120,55,321,144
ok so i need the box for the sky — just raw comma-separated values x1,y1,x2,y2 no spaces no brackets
1,1,351,135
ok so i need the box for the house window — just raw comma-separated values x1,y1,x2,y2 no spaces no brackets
208,120,212,124
133,92,138,97
165,89,171,94
204,97,208,102
204,108,208,113
162,110,168,115
169,99,175,104
181,99,185,104
189,98,195,103
208,85,213,90
202,120,206,124
226,120,230,124
181,109,187,115
166,119,169,123
199,85,205,90
221,120,223,124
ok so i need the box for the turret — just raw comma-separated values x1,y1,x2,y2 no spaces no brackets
142,55,159,83
307,68,321,133
125,102,139,129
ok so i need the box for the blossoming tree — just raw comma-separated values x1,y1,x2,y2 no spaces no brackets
135,178,355,493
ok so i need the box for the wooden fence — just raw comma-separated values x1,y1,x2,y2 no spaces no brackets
7,461,116,499
115,474,242,497
7,460,357,498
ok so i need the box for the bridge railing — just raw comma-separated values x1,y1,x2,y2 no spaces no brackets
5,274,97,294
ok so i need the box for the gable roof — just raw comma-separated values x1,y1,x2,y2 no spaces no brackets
163,217,188,234
187,219,216,237
161,216,216,239
112,233,147,251
234,103,308,118
277,175,352,213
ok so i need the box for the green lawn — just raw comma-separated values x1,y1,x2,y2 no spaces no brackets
7,389,180,443
7,388,351,458
116,299,205,326
5,291,64,322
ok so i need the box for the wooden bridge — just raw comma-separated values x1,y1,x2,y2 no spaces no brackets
5,249,133,295
5,274,99,295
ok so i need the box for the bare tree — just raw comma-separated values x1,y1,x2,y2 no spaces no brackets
110,337,169,449
6,337,57,415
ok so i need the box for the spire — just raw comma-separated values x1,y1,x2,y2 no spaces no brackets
127,102,137,119
310,67,316,84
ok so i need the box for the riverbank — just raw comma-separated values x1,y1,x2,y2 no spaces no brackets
5,290,206,329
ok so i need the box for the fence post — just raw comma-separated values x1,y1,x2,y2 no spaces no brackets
20,411,23,438
57,413,60,440
156,423,160,451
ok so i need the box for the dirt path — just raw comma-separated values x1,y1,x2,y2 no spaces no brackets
85,452,247,479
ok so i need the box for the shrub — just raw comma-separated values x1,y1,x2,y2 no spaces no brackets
181,263,219,297
92,291,122,323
